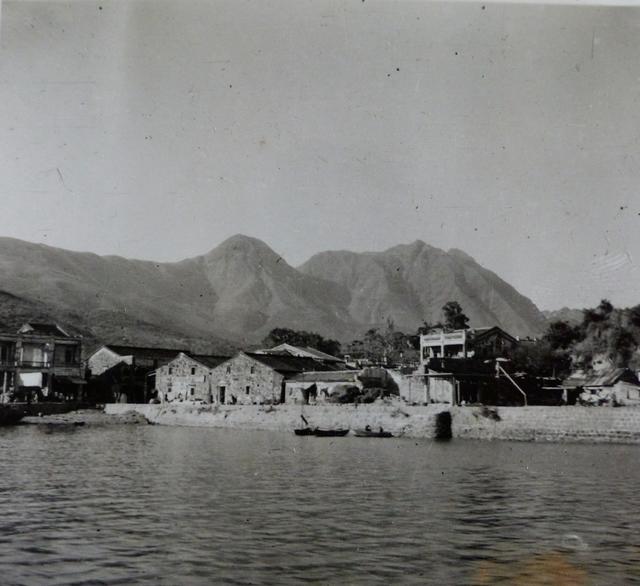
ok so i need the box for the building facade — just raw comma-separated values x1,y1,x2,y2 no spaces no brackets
155,352,229,403
0,323,84,402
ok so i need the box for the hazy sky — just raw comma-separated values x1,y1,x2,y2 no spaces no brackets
1,0,639,310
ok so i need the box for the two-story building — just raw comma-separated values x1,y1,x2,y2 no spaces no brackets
0,322,84,402
155,352,230,403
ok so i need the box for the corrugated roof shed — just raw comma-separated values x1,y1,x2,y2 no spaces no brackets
563,367,639,388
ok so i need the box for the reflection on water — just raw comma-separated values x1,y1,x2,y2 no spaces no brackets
0,424,638,585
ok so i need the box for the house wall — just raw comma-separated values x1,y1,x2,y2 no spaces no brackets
284,378,362,404
426,376,456,404
209,353,284,405
88,348,132,376
156,354,212,403
387,370,427,404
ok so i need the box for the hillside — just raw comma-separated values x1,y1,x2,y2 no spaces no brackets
542,307,585,326
0,235,547,345
299,241,547,337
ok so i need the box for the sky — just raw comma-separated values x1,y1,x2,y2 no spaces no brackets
1,0,639,311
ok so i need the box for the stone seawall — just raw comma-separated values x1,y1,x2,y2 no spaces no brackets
451,405,640,444
104,403,448,437
104,403,640,443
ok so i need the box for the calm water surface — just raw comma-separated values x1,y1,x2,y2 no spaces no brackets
0,423,639,585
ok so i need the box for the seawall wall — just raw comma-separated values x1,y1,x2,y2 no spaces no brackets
104,403,640,444
104,403,448,437
451,405,640,444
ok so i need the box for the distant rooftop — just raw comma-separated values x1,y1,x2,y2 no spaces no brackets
245,352,344,374
18,322,71,337
102,344,189,361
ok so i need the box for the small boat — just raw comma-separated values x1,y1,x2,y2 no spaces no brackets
354,428,394,438
294,427,315,436
312,428,350,437
0,406,24,426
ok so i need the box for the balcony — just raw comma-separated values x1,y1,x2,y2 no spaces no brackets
0,360,82,369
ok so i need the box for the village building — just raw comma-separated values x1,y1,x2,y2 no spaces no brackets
155,352,230,403
285,370,362,404
87,344,188,403
195,352,343,406
563,368,640,406
419,326,519,365
0,322,84,402
87,344,188,376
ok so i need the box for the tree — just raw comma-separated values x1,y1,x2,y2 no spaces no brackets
544,320,581,350
261,328,341,357
442,301,470,330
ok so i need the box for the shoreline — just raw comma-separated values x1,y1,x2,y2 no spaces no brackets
102,403,640,444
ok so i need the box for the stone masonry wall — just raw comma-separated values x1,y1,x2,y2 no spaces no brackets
156,354,212,403
451,405,640,444
209,353,284,405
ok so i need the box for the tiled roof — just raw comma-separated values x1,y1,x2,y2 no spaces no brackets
258,343,342,362
104,345,188,361
190,354,230,369
245,352,341,374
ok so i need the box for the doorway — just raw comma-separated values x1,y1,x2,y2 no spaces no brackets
218,385,226,404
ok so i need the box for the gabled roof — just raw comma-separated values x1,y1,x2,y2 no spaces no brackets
472,326,518,344
101,345,188,361
18,322,70,337
244,352,342,374
256,343,342,362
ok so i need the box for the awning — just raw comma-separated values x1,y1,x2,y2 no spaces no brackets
18,372,43,387
55,376,87,385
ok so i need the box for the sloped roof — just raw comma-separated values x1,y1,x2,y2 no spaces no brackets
103,345,188,361
245,352,342,374
190,354,230,369
472,326,518,344
19,322,70,337
257,343,342,362
563,368,639,388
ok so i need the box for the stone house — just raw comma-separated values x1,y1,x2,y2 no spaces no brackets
208,352,344,405
87,344,188,376
87,344,188,403
156,353,230,403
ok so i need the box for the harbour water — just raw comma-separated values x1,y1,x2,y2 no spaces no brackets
1,423,639,585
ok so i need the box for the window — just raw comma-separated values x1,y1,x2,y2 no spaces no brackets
169,368,173,375
190,387,195,396
250,366,255,374
245,386,250,395
226,366,231,374
191,367,196,375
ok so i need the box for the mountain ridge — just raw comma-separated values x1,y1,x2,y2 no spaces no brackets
0,234,547,345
